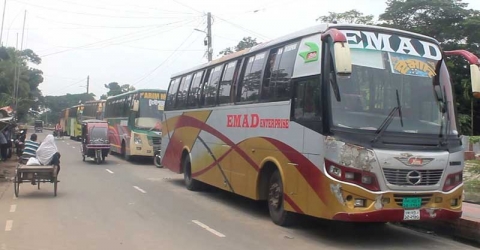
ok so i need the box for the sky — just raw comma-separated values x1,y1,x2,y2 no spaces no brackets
1,0,479,99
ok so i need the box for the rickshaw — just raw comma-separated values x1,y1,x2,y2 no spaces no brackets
80,120,110,164
34,120,43,133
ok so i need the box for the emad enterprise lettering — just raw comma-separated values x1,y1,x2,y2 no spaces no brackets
226,114,289,129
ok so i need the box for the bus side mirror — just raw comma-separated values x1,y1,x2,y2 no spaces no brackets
470,64,480,98
132,100,139,111
333,42,352,76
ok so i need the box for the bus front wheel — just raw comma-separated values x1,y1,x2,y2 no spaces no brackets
183,155,202,191
268,170,296,227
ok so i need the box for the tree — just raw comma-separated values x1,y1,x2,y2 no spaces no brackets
316,9,375,24
380,0,469,43
43,93,95,123
379,0,480,135
0,47,44,122
100,94,108,100
104,82,135,97
219,37,259,56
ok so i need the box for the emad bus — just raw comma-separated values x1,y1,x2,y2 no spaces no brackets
161,23,480,226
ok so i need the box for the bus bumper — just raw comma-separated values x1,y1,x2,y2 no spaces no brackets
332,208,462,222
325,179,463,222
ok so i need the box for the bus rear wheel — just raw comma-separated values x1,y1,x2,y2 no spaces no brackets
183,155,202,191
268,170,296,227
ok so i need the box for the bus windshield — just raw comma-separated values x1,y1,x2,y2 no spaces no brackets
135,98,164,131
330,31,458,137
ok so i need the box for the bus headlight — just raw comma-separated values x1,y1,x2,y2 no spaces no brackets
134,134,142,145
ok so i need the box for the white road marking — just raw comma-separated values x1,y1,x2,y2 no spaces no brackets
66,143,70,145
192,220,226,238
72,147,75,149
133,186,146,194
105,169,114,174
9,205,16,213
4,220,13,231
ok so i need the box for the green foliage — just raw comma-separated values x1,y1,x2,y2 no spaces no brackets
219,37,259,56
43,93,95,123
0,47,44,122
470,136,480,144
316,9,374,24
104,82,135,97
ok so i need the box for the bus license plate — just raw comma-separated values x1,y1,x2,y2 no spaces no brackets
403,209,420,220
402,197,422,208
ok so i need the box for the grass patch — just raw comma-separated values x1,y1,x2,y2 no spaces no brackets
464,180,480,203
465,179,480,191
467,159,480,165
466,160,480,174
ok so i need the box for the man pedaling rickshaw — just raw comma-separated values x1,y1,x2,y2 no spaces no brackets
54,123,62,138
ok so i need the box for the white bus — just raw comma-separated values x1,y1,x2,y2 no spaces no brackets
161,23,480,226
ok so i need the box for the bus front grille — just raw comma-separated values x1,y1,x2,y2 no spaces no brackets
148,136,162,146
383,168,443,186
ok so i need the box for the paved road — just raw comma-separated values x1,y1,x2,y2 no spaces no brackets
0,132,478,250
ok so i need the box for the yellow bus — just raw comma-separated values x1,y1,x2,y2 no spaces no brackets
161,23,480,226
67,105,83,140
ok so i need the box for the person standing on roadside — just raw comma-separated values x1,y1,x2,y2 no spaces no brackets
0,129,7,161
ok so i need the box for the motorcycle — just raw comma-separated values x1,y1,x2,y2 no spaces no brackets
154,149,162,168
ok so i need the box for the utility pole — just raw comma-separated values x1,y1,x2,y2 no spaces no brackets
86,75,89,94
206,12,212,62
0,0,7,45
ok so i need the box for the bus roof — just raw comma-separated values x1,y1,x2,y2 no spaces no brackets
85,100,105,104
171,23,440,78
106,89,167,101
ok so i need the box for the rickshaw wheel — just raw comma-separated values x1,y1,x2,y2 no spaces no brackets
14,174,19,197
53,177,57,197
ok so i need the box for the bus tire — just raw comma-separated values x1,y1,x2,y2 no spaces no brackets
183,155,202,191
268,170,296,227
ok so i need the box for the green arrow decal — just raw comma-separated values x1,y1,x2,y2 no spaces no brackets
299,42,319,63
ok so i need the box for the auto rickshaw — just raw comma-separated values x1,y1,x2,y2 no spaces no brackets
34,120,43,133
80,120,110,164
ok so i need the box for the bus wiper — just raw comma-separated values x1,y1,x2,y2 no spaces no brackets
372,90,404,143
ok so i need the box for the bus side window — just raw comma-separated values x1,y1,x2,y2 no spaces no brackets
270,42,299,101
199,69,212,108
238,52,266,102
204,65,223,106
176,74,192,109
218,61,237,105
165,78,181,111
187,71,204,108
292,76,322,132
261,48,280,101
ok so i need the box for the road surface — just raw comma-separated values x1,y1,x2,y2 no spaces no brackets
0,132,477,250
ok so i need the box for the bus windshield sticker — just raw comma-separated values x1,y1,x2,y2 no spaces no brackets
388,53,437,78
340,30,441,61
299,42,319,63
351,49,384,69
